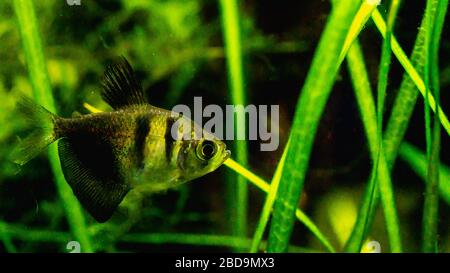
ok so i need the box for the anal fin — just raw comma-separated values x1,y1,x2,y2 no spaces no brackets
58,138,131,222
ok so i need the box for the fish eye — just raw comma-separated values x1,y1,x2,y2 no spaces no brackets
197,140,217,160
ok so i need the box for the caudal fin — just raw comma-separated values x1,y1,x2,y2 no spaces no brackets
13,97,58,166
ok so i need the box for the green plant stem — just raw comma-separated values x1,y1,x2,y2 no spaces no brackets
219,0,248,239
344,41,378,251
13,0,93,252
372,8,450,136
250,142,288,252
399,142,450,205
250,140,335,253
422,0,434,252
1,222,70,243
382,1,439,168
346,1,444,252
338,0,380,64
377,0,400,136
422,0,447,253
371,0,402,253
423,2,434,166
0,221,319,252
224,158,335,252
345,41,401,252
266,0,360,253
122,233,315,253
0,221,17,252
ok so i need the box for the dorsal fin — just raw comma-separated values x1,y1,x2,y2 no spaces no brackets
100,56,147,109
58,138,131,222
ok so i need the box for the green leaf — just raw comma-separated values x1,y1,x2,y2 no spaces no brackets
398,142,450,205
346,0,445,252
13,0,93,252
219,0,249,240
372,8,450,137
266,0,360,253
345,41,391,252
370,0,402,253
345,37,402,252
422,0,447,253
250,141,290,253
224,158,335,252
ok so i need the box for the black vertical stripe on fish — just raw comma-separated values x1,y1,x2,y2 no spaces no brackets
134,115,150,169
177,140,190,171
191,119,196,140
165,117,176,163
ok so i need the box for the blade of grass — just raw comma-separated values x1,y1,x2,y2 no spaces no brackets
224,158,335,252
0,221,17,253
398,142,450,205
13,0,93,252
371,8,450,136
249,140,335,253
122,233,316,253
338,0,381,64
345,40,401,252
369,0,402,253
219,0,248,239
83,103,336,252
421,0,434,253
344,41,379,253
383,0,440,168
0,221,319,252
346,0,443,252
422,0,447,253
266,0,360,252
335,0,385,252
250,141,289,253
1,222,71,243
377,0,400,139
422,1,433,178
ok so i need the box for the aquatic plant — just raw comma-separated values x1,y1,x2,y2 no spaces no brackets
13,0,93,252
219,0,249,239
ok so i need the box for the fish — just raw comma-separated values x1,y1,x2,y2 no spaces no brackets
13,57,230,223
